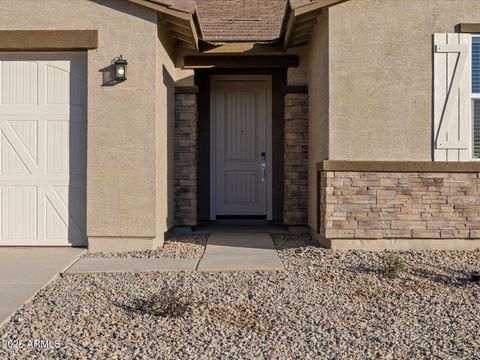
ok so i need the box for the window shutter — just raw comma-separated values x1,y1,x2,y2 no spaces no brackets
433,33,471,161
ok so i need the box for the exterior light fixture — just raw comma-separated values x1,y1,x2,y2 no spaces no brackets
113,55,128,81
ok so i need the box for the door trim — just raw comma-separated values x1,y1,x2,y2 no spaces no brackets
209,75,273,220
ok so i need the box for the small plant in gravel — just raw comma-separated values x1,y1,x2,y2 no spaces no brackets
383,255,406,278
120,290,193,318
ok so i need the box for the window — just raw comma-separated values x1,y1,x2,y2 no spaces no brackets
434,33,480,161
472,36,480,158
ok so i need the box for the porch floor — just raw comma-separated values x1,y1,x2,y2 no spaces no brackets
195,224,288,234
196,232,284,272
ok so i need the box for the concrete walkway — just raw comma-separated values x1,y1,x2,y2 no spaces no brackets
0,247,84,326
197,232,284,272
65,232,284,274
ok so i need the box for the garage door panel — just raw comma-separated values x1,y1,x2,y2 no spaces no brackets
45,194,67,242
1,120,38,174
1,61,38,105
46,64,70,105
50,185,85,235
0,185,37,241
8,120,38,162
46,120,69,175
1,130,32,175
0,53,86,246
45,63,85,106
45,120,85,176
46,185,84,243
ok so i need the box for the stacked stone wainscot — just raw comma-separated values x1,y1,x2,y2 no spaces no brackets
318,164,480,248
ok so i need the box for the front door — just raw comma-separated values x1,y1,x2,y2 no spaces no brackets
210,75,272,219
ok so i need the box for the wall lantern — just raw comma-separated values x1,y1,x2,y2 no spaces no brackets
113,55,128,81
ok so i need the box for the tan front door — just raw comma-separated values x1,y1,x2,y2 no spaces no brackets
210,75,272,219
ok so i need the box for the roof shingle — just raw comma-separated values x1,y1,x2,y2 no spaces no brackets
148,0,323,42
195,0,289,42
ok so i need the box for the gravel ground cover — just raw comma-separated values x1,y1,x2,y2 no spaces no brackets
2,234,480,359
82,233,208,259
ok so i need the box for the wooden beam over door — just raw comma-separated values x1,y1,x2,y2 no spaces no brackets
458,23,480,33
184,55,299,68
199,42,286,54
0,30,98,50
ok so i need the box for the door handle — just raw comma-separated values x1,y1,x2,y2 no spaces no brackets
261,162,266,183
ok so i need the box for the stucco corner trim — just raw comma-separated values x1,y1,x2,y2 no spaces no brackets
0,30,98,51
458,23,480,34
317,161,480,173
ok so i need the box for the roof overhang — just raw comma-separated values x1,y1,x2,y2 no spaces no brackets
129,0,346,56
129,0,199,51
284,0,344,49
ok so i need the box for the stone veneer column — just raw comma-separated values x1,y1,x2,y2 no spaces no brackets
283,89,309,225
174,87,198,226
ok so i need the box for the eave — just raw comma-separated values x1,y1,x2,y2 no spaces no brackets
130,0,347,57
284,0,343,49
129,0,199,51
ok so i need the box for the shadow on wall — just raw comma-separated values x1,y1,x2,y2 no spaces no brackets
88,0,156,23
163,65,175,228
67,55,88,246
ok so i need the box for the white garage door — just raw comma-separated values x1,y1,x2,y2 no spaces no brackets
0,53,87,246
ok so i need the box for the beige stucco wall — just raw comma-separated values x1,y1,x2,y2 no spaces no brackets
307,10,330,230
0,0,179,249
328,0,480,161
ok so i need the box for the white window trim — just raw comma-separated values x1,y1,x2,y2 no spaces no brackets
471,35,480,160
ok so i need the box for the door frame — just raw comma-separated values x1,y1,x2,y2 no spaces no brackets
209,74,273,220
